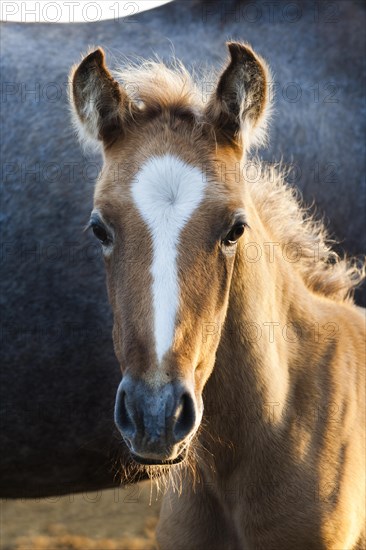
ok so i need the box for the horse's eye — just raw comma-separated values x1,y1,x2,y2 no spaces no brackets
223,223,246,246
92,223,110,245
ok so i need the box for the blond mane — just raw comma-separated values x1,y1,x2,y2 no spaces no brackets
115,58,206,114
247,162,365,302
115,59,364,302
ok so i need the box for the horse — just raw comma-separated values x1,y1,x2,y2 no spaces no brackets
69,41,365,548
2,0,365,499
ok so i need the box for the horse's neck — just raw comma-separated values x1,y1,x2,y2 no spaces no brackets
202,199,325,472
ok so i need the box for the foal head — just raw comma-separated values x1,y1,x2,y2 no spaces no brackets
70,43,270,465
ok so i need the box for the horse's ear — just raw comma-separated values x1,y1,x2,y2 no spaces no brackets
69,48,135,149
205,42,271,150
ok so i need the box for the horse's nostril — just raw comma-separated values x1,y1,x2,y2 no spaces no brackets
173,392,196,442
116,391,135,438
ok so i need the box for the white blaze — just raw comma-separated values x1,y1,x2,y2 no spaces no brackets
131,154,206,363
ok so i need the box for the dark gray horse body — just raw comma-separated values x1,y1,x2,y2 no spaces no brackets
1,0,365,497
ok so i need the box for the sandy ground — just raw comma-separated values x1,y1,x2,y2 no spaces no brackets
1,482,162,549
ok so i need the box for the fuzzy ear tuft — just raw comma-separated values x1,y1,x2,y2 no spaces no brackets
69,48,135,150
205,42,272,151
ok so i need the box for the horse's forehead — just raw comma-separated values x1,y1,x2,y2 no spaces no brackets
96,148,241,229
131,154,207,231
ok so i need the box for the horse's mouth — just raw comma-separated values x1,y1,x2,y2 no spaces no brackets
130,448,187,466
